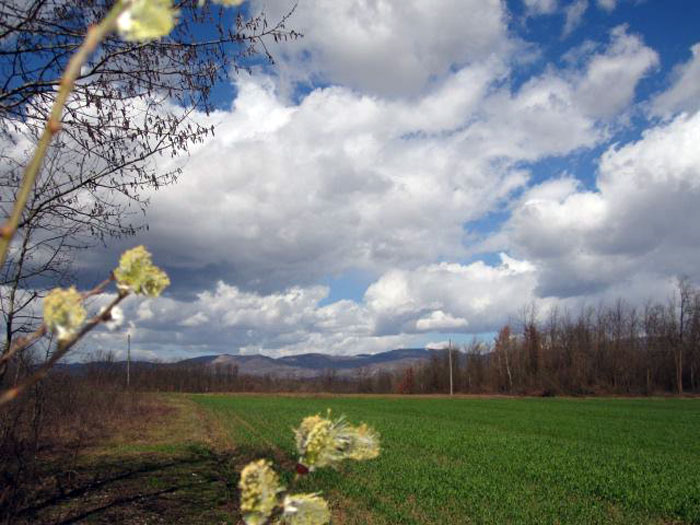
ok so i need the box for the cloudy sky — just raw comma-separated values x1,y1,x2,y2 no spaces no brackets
83,0,700,361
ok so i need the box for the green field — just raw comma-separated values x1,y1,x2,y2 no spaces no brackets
192,395,700,524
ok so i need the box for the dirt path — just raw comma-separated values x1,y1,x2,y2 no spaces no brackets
9,394,244,525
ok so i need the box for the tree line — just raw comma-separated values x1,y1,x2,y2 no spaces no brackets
61,279,700,397
402,279,700,396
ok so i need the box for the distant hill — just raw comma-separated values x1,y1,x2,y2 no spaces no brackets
59,348,443,378
179,347,441,378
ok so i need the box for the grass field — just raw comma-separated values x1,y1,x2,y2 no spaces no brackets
13,394,699,524
191,395,700,524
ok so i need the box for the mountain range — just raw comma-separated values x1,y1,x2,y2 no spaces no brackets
182,348,442,378
60,348,444,378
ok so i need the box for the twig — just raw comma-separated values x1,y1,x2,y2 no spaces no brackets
0,285,127,405
0,276,115,369
0,2,128,267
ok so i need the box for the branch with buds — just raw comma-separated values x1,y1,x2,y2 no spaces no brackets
0,0,239,400
239,411,381,525
0,245,169,405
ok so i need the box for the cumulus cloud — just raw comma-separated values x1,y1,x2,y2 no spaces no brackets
563,0,589,38
573,25,658,117
470,25,656,158
415,311,468,331
38,2,695,360
252,0,511,97
651,43,700,117
94,72,526,293
365,255,539,335
491,112,700,298
83,281,400,357
73,24,658,307
523,0,558,15
596,0,617,11
84,254,542,357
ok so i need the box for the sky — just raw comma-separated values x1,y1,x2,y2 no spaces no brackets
79,0,700,361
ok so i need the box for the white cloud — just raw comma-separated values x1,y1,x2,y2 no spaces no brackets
574,25,658,117
366,255,539,335
492,112,700,298
81,68,536,291
425,340,451,350
253,0,511,97
652,43,700,117
83,254,541,357
137,301,154,321
597,0,617,11
415,310,468,331
35,1,695,361
78,110,700,357
479,74,600,156
523,0,558,15
468,26,656,159
72,24,657,304
83,280,407,357
563,0,589,38
181,311,209,327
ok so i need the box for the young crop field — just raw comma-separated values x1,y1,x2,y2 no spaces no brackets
192,395,700,524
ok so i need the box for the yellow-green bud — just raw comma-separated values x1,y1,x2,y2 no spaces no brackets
43,287,86,341
295,415,338,470
117,0,178,42
343,423,380,461
239,459,283,525
294,412,380,470
281,493,330,525
114,245,170,297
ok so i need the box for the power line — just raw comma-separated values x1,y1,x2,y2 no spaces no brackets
448,338,453,396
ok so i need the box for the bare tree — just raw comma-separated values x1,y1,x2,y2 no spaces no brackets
494,325,513,392
0,0,301,360
674,276,693,394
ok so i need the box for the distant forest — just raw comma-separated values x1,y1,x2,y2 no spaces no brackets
51,279,700,397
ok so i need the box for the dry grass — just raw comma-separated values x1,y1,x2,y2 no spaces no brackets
2,394,244,524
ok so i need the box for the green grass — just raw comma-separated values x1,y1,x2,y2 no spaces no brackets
190,395,700,524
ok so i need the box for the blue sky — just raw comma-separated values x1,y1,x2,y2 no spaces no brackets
80,0,700,361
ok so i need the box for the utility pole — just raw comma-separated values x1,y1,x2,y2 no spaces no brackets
448,338,454,396
126,333,131,389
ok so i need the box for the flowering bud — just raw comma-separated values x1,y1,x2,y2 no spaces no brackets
239,459,284,525
117,0,178,42
294,412,380,470
43,287,86,341
114,245,170,297
343,423,380,461
294,415,338,470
